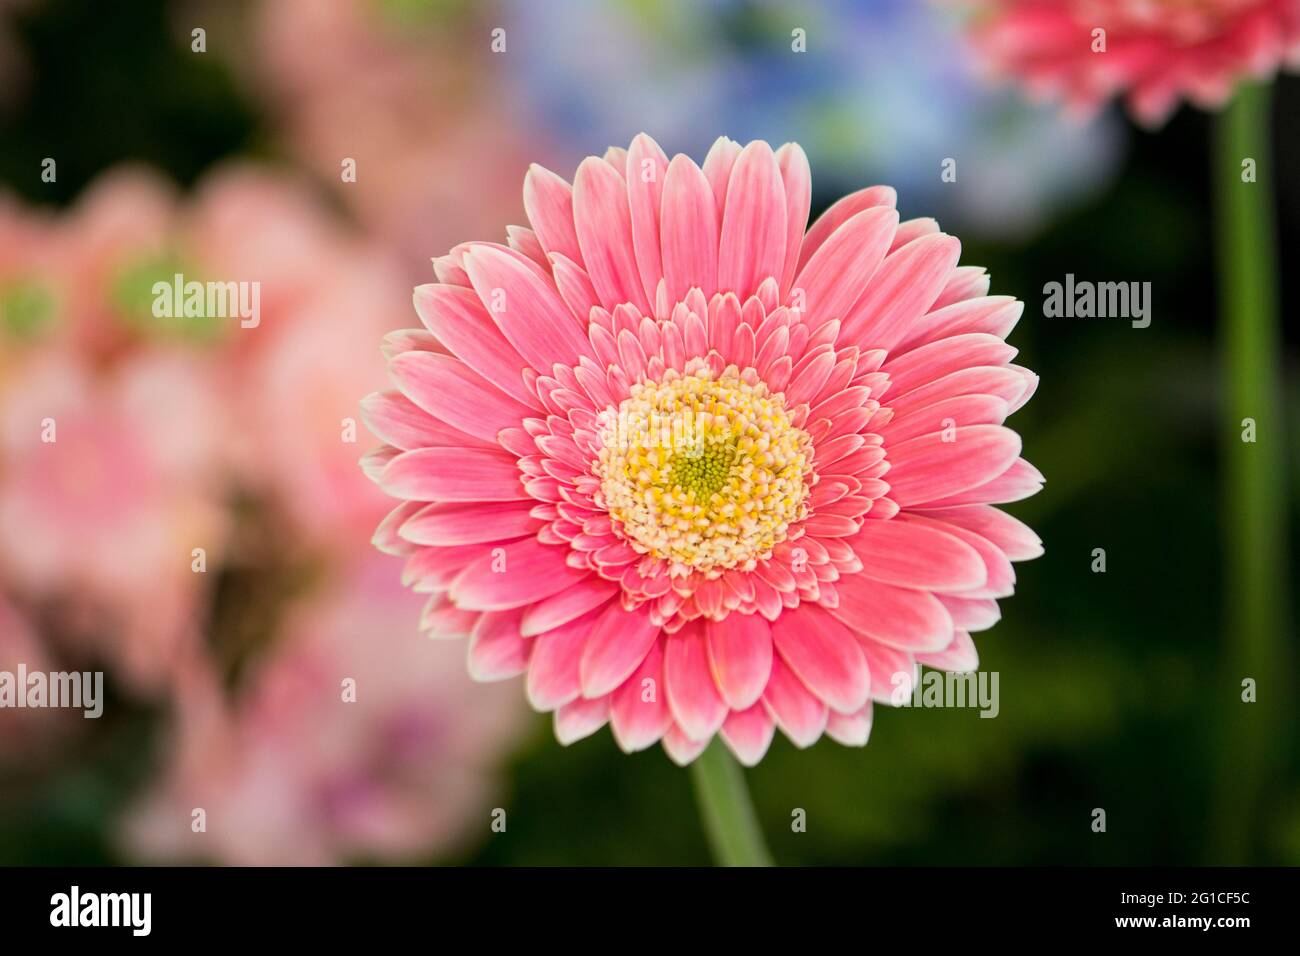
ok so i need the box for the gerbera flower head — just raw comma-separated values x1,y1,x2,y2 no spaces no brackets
363,134,1043,766
967,0,1300,124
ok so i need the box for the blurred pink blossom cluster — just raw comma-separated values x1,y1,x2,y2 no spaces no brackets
233,0,537,280
0,164,526,863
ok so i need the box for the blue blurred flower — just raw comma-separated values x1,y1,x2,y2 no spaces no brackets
500,0,1123,238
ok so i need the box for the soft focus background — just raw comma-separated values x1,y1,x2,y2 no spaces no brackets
0,0,1296,865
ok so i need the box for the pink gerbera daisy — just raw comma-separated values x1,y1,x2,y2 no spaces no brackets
968,0,1300,124
362,134,1043,766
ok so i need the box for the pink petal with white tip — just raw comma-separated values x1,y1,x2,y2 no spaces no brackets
721,705,776,766
554,695,610,745
579,600,661,698
705,613,773,711
770,605,871,714
664,623,729,741
762,656,828,748
610,639,673,752
467,609,531,681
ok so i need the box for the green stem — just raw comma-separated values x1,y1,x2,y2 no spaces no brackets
1210,82,1290,863
689,741,774,866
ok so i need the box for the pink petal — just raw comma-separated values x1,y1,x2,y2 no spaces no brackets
770,605,870,714
878,394,1010,445
705,613,772,711
660,154,720,301
932,266,989,309
937,594,1001,632
664,622,728,741
883,333,1018,397
525,608,604,711
720,704,776,766
361,390,496,451
523,164,582,264
371,501,422,556
400,501,539,546
775,142,811,294
896,512,1015,599
796,184,897,274
860,640,917,704
884,425,1022,507
625,133,669,306
507,225,548,270
915,629,979,672
885,365,1033,419
554,695,609,745
661,724,711,766
890,216,940,251
462,244,592,372
610,638,673,752
412,284,539,407
848,518,987,591
920,457,1043,508
549,252,602,324
389,351,533,443
791,206,898,330
467,608,531,681
579,600,661,698
842,234,961,352
825,703,873,747
450,538,591,610
520,577,619,637
573,156,648,312
913,504,1043,561
893,296,1024,355
761,655,828,748
379,447,525,501
830,574,953,652
717,141,787,300
701,136,741,220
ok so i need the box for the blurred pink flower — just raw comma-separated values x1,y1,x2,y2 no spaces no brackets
23,165,411,548
968,0,1300,124
123,555,526,865
245,0,536,278
364,133,1042,766
181,165,412,546
0,348,226,690
50,167,181,357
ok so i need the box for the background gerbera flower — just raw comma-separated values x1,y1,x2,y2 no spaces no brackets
364,133,1042,766
122,555,525,866
0,348,227,691
967,0,1300,124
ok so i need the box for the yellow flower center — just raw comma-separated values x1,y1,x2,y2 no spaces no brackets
596,366,811,576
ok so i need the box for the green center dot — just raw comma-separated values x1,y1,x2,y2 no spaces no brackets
670,442,738,500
